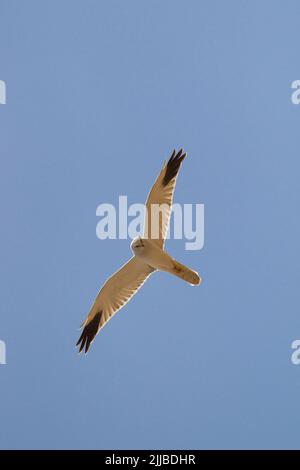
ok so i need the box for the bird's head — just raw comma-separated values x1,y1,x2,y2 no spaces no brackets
130,237,146,255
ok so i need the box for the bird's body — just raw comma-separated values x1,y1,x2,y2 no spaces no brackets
77,149,201,353
131,237,172,271
131,237,200,285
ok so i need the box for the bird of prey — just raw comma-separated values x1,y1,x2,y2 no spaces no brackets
77,149,201,353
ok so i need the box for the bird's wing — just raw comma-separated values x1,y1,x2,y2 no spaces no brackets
143,149,186,248
77,257,154,353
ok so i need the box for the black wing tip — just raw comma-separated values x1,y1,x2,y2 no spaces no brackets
162,148,186,187
76,311,102,354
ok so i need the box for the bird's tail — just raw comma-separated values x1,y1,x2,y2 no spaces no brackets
166,258,201,286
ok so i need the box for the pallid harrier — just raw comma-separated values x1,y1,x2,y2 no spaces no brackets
77,149,201,353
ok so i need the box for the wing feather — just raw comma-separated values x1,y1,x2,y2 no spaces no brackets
143,149,186,247
77,257,154,353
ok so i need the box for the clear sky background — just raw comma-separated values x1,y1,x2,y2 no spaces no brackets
1,0,300,450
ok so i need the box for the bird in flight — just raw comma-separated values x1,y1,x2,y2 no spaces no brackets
77,149,201,353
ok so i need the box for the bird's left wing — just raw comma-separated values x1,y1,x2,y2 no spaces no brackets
143,149,186,248
77,257,154,353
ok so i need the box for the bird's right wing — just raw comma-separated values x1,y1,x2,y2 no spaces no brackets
143,149,186,248
77,257,154,353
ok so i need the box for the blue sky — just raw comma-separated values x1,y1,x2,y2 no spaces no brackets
1,0,300,449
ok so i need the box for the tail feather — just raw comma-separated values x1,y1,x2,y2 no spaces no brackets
168,259,201,285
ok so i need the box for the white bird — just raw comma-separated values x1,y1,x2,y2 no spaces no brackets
77,149,201,353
